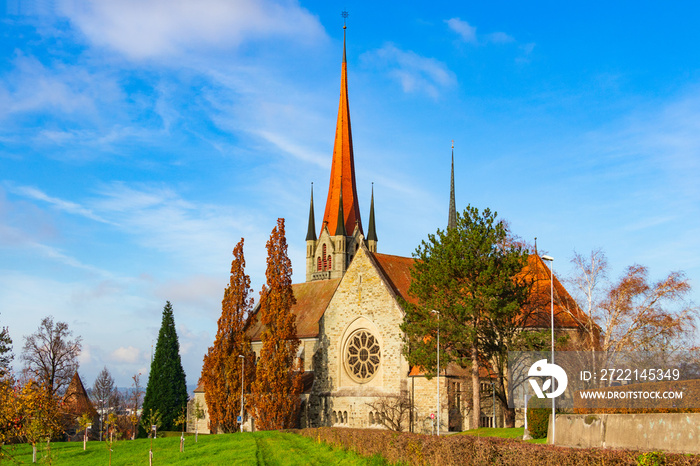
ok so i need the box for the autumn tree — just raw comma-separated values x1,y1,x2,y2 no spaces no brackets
401,206,530,430
565,249,698,354
21,316,82,397
249,218,302,430
200,238,255,433
141,302,188,434
16,380,63,463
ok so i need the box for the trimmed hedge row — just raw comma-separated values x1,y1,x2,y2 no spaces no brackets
293,427,700,466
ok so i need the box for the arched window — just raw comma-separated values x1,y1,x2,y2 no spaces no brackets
327,255,332,270
322,244,327,270
344,411,348,424
332,411,337,425
317,256,321,271
369,412,374,425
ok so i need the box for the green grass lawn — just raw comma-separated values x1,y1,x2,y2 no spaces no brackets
460,426,548,444
3,431,390,465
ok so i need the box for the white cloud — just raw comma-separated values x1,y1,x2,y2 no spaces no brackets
110,346,142,364
58,0,325,60
445,18,477,43
362,44,456,98
0,53,103,120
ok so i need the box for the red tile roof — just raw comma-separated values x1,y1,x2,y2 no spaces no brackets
247,278,341,341
370,252,419,306
518,255,588,329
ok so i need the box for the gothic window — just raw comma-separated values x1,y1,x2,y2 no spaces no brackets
317,256,321,271
369,412,374,425
322,244,327,270
344,329,381,383
327,255,332,270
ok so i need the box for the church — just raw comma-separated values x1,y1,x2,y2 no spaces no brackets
189,26,584,435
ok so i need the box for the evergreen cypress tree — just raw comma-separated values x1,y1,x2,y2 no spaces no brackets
141,301,188,434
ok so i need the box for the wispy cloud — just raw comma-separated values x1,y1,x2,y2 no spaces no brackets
445,18,477,43
446,17,517,46
9,184,110,223
58,0,325,60
362,44,456,98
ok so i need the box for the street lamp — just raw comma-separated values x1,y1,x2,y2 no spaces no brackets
99,398,104,442
431,309,440,436
541,255,556,444
239,354,245,433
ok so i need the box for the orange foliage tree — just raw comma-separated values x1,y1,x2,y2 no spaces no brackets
200,238,256,433
249,219,302,430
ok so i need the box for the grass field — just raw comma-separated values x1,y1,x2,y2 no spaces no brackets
3,431,391,465
460,426,548,444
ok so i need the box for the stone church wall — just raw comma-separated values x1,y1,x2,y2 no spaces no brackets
305,247,411,429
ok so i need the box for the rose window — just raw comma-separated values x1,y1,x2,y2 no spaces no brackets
344,330,381,383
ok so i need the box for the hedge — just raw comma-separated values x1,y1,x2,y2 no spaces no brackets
293,427,700,466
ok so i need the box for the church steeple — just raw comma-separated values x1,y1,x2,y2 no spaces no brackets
367,183,378,252
448,141,457,230
322,21,363,238
306,183,317,241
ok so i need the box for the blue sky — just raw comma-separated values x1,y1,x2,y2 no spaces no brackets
1,1,698,388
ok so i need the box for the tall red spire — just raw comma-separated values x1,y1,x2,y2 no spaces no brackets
322,23,363,237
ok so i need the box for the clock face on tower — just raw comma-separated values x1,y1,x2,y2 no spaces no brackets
344,329,381,383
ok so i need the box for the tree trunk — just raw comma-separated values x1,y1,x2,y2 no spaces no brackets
471,341,480,429
32,444,37,463
504,407,516,428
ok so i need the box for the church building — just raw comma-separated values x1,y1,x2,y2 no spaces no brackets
190,25,585,434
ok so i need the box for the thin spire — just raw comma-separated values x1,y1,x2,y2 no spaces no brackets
367,183,378,242
448,141,457,230
335,184,347,236
306,183,317,241
342,10,348,64
322,18,363,237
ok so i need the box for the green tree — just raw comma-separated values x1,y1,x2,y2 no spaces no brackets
200,238,255,433
141,302,188,434
249,218,302,430
401,206,530,429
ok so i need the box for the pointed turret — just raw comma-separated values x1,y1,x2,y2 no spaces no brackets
306,183,317,241
322,23,363,237
448,142,457,230
335,185,347,236
367,183,378,252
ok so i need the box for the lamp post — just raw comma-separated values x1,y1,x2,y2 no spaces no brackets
239,354,245,433
431,309,440,436
491,382,496,428
541,255,555,444
99,398,104,442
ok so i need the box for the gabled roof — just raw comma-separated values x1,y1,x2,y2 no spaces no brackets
62,372,97,417
247,278,341,341
518,254,588,329
370,252,418,306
